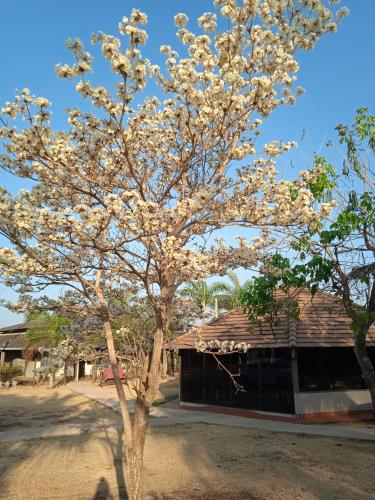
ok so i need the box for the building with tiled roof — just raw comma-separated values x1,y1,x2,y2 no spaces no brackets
0,320,40,365
174,288,375,417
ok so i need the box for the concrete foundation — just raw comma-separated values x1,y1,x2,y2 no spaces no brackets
294,389,372,416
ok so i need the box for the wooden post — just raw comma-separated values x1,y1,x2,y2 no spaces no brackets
92,361,97,382
168,349,175,376
0,351,5,365
291,348,300,393
178,351,182,403
75,361,79,381
171,350,176,375
161,349,167,378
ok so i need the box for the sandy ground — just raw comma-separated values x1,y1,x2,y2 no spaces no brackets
0,385,120,431
1,384,375,499
101,376,179,405
0,424,375,500
0,377,178,432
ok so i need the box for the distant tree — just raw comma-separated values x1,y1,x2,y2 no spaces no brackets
26,312,71,349
213,271,253,310
0,363,23,383
241,109,375,415
180,279,230,321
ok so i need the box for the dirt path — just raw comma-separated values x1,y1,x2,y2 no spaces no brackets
1,384,375,499
0,385,121,432
0,423,374,500
67,381,375,442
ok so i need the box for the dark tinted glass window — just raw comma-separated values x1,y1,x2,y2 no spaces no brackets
180,348,295,414
297,347,375,392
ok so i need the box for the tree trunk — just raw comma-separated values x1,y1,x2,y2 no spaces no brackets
353,330,375,416
102,318,133,430
167,349,175,376
200,302,205,324
125,399,149,500
161,349,167,378
101,317,142,499
96,273,169,499
63,360,67,385
124,323,165,499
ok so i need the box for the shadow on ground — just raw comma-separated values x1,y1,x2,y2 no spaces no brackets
144,422,375,500
1,385,375,499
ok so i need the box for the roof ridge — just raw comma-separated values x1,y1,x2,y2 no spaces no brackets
287,317,298,347
0,319,40,333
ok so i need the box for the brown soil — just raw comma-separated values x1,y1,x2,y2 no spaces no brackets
1,384,375,499
0,385,120,431
102,375,179,405
0,376,178,432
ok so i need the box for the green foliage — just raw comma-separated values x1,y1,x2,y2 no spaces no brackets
212,271,253,310
181,273,252,316
26,314,71,348
240,252,333,325
0,363,23,382
288,186,299,202
309,156,337,202
180,279,229,316
336,107,375,177
26,311,49,321
242,109,375,339
320,189,375,246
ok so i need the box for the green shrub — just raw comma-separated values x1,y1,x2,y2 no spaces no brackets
0,363,24,382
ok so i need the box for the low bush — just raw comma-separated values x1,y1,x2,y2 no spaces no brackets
0,363,24,382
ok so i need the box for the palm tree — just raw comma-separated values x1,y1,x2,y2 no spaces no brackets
179,280,229,322
212,271,253,311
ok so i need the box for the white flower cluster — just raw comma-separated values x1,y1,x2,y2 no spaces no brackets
53,338,78,360
195,338,252,354
264,141,297,158
115,326,130,335
198,12,217,32
174,13,188,28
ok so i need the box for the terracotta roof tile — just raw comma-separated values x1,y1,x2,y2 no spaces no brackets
0,320,40,334
0,332,26,350
173,288,375,349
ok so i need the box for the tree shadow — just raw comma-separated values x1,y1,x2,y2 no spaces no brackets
5,385,374,498
102,428,128,500
0,386,127,499
0,429,129,499
0,386,121,431
153,377,179,406
144,421,375,499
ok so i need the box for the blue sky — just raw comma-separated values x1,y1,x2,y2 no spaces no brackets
0,0,374,326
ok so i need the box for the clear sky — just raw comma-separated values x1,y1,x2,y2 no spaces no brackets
0,0,374,326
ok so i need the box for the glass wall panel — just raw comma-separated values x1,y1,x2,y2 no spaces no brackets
180,348,295,413
180,349,204,401
298,347,375,392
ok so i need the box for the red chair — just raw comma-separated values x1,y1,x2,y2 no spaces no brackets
102,366,126,384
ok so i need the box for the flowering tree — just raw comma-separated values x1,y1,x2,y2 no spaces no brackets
0,1,346,498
